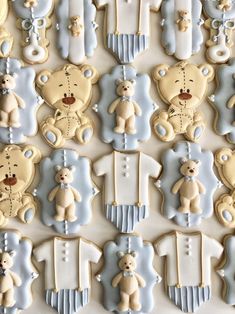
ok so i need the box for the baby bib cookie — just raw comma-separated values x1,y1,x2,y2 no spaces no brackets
0,144,41,227
11,0,54,64
209,58,235,144
34,236,102,314
0,0,13,58
36,149,99,234
93,151,161,233
160,0,203,60
152,61,214,142
97,234,161,314
155,231,223,313
56,0,98,64
94,65,157,151
36,64,99,148
0,57,43,144
156,141,220,227
96,0,162,64
203,0,235,64
0,230,38,313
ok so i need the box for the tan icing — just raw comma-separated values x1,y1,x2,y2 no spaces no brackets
217,0,232,11
68,16,83,37
176,10,191,32
23,0,38,8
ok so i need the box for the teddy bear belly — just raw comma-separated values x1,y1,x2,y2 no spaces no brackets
55,117,80,138
168,114,193,133
119,277,139,294
0,276,13,292
0,95,18,113
55,190,74,207
116,102,135,119
179,182,199,199
0,198,21,217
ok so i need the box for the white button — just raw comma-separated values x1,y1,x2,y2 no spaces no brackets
63,257,69,262
64,242,69,248
123,172,129,177
124,157,130,162
123,165,129,170
63,250,69,256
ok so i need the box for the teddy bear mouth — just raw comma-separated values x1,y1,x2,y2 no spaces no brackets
62,97,76,105
3,177,17,186
178,93,192,100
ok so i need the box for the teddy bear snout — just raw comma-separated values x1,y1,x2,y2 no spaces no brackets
62,96,76,105
178,92,192,100
189,169,194,173
3,175,17,186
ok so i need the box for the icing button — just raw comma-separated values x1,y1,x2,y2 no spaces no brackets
124,156,130,162
64,242,69,248
123,172,129,178
63,257,69,262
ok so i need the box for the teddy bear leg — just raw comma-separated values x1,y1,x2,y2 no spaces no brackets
75,125,93,144
186,121,205,142
130,290,141,311
152,112,175,142
0,292,3,306
114,116,125,134
18,195,36,224
66,203,77,222
0,209,8,227
118,292,130,312
3,289,15,308
9,108,21,128
41,119,64,148
0,110,9,128
178,196,190,213
55,205,66,222
126,116,136,134
190,195,202,214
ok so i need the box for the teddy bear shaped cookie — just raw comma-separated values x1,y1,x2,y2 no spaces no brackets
176,10,191,32
36,64,99,148
48,165,81,222
217,0,233,11
68,16,83,37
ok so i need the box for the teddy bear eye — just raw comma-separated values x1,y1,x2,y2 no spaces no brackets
74,83,78,86
5,174,8,178
180,88,183,93
187,89,190,93
64,93,67,97
3,261,6,263
187,167,190,169
13,174,15,177
71,93,74,97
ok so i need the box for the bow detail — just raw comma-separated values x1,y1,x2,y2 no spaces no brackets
0,88,11,95
121,96,131,101
184,176,196,182
123,271,134,277
60,183,70,190
0,268,6,277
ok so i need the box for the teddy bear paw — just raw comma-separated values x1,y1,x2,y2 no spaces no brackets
190,206,202,214
41,121,64,148
114,126,125,134
0,121,9,128
66,214,77,222
178,206,189,213
9,121,21,128
54,215,65,222
18,204,35,224
3,298,15,308
216,194,235,228
130,302,141,311
186,121,205,142
117,302,129,312
152,115,175,142
75,126,93,144
125,127,137,135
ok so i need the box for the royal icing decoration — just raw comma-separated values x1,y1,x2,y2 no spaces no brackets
209,58,235,144
97,234,161,313
94,65,157,151
56,0,98,64
11,0,54,64
156,141,220,227
36,64,99,148
0,230,38,313
96,0,162,64
155,231,223,313
34,236,102,314
161,0,203,60
203,0,235,64
152,61,214,142
36,149,99,234
0,0,13,58
93,151,161,233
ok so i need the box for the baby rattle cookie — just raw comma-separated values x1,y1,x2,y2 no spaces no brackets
94,65,157,151
155,231,223,313
56,0,98,64
36,148,99,234
203,0,235,64
160,0,204,60
152,61,214,142
0,230,38,313
11,0,54,64
96,0,162,64
0,57,43,144
36,64,99,148
209,58,235,144
34,236,102,314
93,151,161,233
96,234,161,314
0,0,13,58
156,141,221,227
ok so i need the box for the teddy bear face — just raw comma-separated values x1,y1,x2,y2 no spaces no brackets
117,252,137,272
0,145,41,194
71,16,80,23
54,166,74,184
0,74,16,90
36,65,98,113
216,148,235,188
0,251,15,270
180,158,201,177
179,10,189,17
116,79,136,98
152,62,214,109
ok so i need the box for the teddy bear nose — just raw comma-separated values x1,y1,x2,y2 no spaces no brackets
189,169,194,173
2,80,6,84
179,92,192,100
60,177,64,180
62,96,76,105
124,88,128,91
3,176,17,186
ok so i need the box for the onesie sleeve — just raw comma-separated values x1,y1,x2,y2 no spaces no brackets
149,0,162,11
82,239,102,264
142,153,162,179
155,235,171,257
95,0,109,8
33,240,51,262
205,236,224,259
93,154,112,177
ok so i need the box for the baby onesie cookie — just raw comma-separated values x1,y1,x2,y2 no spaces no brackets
156,141,220,227
203,0,235,64
34,236,102,314
36,149,99,234
152,61,214,142
160,0,203,60
0,230,38,313
209,58,235,144
36,64,99,148
93,151,161,233
96,0,162,64
56,0,98,64
96,234,161,314
0,57,43,144
0,144,41,227
94,65,157,151
11,0,54,64
155,231,223,313
0,0,13,58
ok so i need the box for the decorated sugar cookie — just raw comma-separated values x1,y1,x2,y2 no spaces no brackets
34,236,102,314
203,0,235,64
209,58,235,144
0,230,38,313
94,65,157,151
97,234,161,314
93,151,161,233
0,0,13,58
11,0,54,64
36,149,99,234
156,141,220,227
160,0,203,60
56,0,98,64
0,57,43,144
96,0,162,64
36,64,99,148
155,231,223,313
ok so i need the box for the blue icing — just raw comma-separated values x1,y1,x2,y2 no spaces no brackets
156,124,166,137
46,131,57,143
194,126,202,139
24,208,34,223
82,128,92,143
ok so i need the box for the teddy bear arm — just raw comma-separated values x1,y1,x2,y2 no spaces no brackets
227,95,235,109
108,99,120,114
196,180,206,194
48,186,59,202
10,271,22,287
14,93,25,109
133,101,142,116
172,178,184,194
71,187,81,202
112,273,122,287
135,273,146,288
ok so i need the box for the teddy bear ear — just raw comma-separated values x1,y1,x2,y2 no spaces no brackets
117,251,125,258
116,78,124,86
152,64,169,82
216,148,233,165
180,157,188,164
68,165,76,172
36,70,52,88
23,145,41,163
131,251,137,258
55,165,62,172
130,79,136,86
80,64,99,84
8,250,16,257
198,64,214,82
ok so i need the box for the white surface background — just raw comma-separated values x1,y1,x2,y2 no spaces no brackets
3,1,235,313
